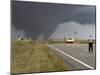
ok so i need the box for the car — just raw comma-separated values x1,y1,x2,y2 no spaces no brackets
66,37,74,43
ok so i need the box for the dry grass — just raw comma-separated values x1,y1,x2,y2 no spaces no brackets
11,40,70,74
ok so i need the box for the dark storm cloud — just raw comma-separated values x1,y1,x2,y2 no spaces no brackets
12,1,96,38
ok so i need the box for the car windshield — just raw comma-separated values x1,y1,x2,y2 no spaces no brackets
68,38,72,40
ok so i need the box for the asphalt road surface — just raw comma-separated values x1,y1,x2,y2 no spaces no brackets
47,43,96,71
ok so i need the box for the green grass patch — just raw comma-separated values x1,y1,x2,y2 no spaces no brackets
76,40,96,44
48,39,96,44
11,40,70,74
48,40,65,44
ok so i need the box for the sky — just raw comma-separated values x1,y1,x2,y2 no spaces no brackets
12,0,96,40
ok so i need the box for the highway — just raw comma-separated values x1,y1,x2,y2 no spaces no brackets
47,43,96,70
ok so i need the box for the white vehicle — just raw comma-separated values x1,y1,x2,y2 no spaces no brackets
66,37,74,43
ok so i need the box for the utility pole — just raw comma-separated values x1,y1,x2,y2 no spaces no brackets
74,32,77,43
64,34,66,42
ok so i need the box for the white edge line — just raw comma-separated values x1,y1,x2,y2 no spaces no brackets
47,44,94,69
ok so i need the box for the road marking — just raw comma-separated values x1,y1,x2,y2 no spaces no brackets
82,49,88,51
80,53,89,57
65,44,89,51
48,44,94,69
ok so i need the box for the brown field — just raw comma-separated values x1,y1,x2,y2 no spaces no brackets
11,40,70,74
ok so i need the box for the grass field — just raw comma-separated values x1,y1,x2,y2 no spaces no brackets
11,40,70,74
48,39,96,44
